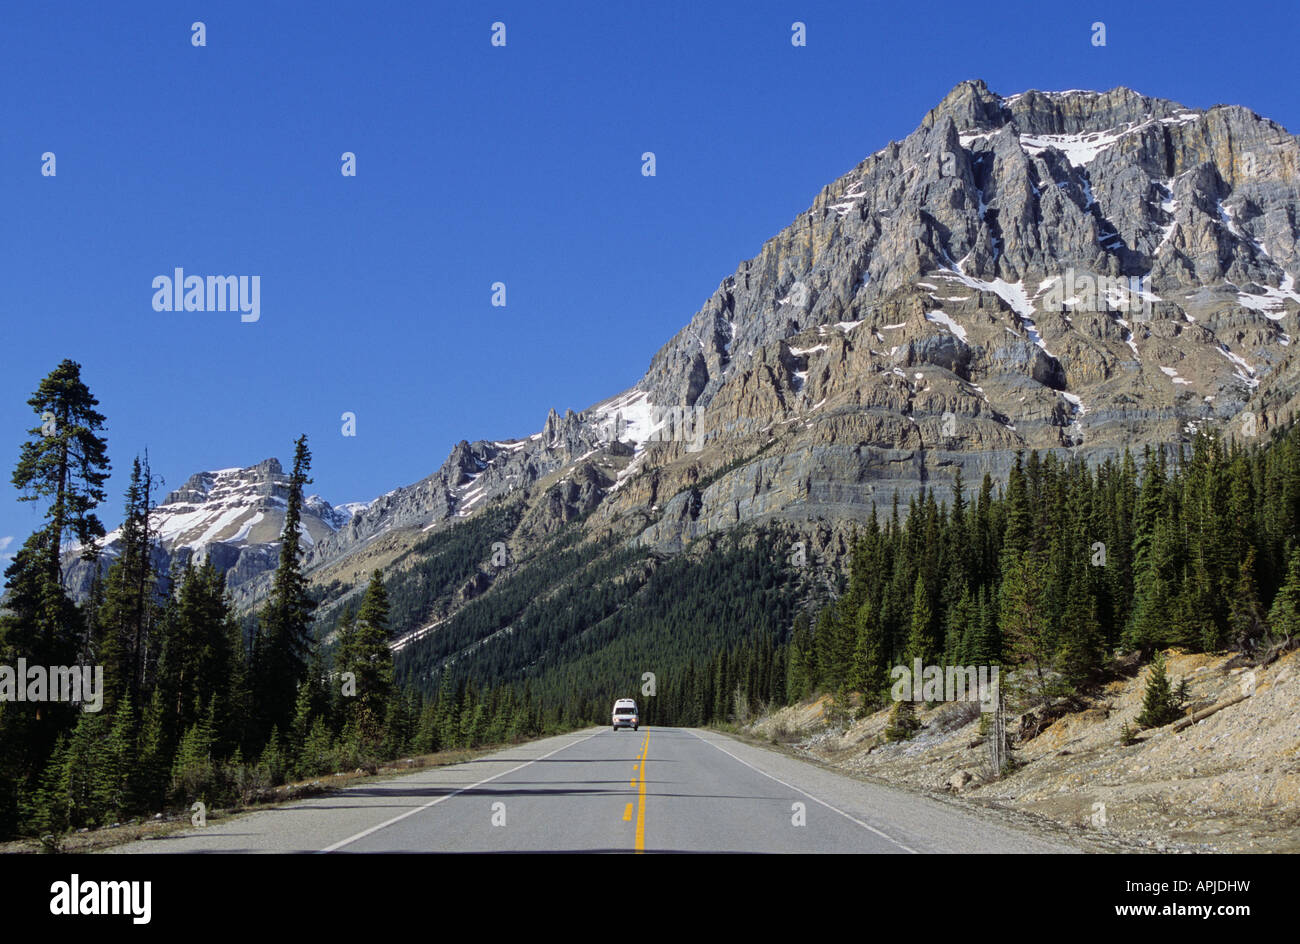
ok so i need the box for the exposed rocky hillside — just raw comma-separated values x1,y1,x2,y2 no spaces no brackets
747,647,1300,853
79,82,1300,631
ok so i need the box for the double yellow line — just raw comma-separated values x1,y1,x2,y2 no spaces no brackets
622,729,651,853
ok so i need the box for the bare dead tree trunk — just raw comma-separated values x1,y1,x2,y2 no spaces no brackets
988,686,1008,778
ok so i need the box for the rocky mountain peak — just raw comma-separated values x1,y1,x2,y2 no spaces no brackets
84,83,1300,614
921,78,1007,132
63,458,351,598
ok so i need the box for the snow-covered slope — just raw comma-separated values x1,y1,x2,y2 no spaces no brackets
65,458,354,595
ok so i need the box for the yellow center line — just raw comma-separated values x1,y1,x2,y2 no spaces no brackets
635,730,649,853
623,802,633,822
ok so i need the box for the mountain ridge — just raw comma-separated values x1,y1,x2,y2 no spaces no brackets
63,457,356,597
67,82,1300,635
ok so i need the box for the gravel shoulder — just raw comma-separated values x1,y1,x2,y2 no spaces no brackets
742,647,1300,853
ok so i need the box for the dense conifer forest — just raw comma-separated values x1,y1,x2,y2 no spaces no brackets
2,359,1297,839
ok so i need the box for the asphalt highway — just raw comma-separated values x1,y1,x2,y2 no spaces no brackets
106,727,1077,853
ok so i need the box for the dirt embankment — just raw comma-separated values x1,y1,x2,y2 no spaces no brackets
746,648,1300,853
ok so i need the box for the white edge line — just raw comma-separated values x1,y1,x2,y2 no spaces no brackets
689,729,919,854
318,730,602,852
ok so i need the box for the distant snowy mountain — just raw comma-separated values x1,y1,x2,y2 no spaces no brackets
328,500,377,524
63,458,356,596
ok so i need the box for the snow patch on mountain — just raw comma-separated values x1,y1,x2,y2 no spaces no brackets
924,310,967,342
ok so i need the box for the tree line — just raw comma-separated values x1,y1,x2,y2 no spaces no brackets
659,425,1300,728
8,359,1300,834
0,361,549,839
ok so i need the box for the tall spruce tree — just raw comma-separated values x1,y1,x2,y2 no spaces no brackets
252,436,316,745
97,455,160,712
904,573,934,665
1000,551,1054,702
850,600,883,701
337,571,394,747
1266,546,1300,646
1056,560,1103,693
1226,548,1266,652
11,360,111,589
0,361,111,835
786,612,813,702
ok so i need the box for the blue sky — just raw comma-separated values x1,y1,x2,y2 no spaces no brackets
3,0,1299,556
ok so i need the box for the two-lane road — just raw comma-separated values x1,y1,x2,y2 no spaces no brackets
107,727,1077,853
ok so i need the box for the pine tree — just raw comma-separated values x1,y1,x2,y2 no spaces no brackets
1000,551,1054,702
829,599,857,686
786,612,813,702
412,701,440,755
170,704,217,803
1226,548,1266,652
339,571,394,747
850,600,883,702
1126,455,1179,653
505,690,530,742
63,711,111,827
153,559,239,754
382,688,412,755
904,573,934,665
252,436,317,744
1136,650,1183,728
1056,564,1103,695
1266,546,1300,647
462,698,488,748
257,727,287,786
1001,453,1033,558
299,717,335,778
133,690,171,812
968,586,1000,664
10,359,111,589
25,734,70,839
884,699,920,741
942,585,973,664
0,363,112,833
99,692,138,821
221,612,253,760
810,612,835,694
96,455,160,713
289,673,317,769
435,673,461,750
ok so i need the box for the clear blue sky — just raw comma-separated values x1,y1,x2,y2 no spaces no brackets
3,0,1299,558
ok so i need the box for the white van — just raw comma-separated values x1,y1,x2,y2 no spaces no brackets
612,698,639,731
